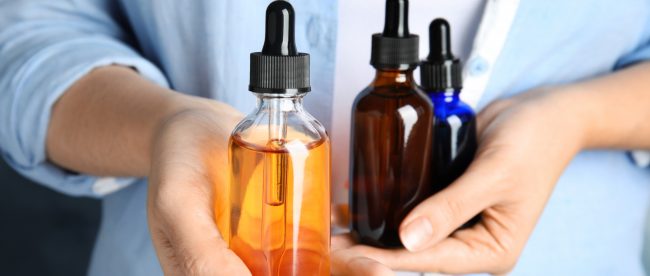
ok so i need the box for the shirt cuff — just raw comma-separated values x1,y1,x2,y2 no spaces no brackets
615,40,650,168
0,38,169,197
631,151,650,168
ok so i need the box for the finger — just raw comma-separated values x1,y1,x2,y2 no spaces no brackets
332,234,356,251
331,247,395,276
357,222,517,275
399,160,502,252
148,168,250,275
331,234,394,276
149,192,250,275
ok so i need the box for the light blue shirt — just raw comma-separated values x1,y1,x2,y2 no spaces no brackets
0,0,649,275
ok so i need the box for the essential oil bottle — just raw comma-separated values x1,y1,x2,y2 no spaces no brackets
349,0,434,248
222,1,330,275
421,19,478,210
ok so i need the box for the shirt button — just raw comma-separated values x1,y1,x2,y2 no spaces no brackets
468,56,490,76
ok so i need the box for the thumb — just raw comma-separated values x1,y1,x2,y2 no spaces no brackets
399,161,499,252
331,235,394,276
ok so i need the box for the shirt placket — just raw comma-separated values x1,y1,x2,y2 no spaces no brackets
462,0,521,111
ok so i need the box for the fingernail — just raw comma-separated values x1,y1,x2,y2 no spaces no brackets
400,217,433,252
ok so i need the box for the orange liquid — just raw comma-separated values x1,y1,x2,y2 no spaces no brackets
221,134,330,276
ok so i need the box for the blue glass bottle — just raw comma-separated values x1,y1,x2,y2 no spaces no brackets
421,19,479,214
428,90,477,189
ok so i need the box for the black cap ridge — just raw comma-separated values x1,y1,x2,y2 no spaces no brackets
371,0,419,69
250,0,310,94
420,18,463,91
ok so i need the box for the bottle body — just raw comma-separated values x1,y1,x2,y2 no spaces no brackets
222,95,330,275
427,90,477,193
349,70,434,248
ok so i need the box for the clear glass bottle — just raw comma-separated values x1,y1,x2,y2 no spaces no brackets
349,0,434,248
218,1,330,275
228,94,330,276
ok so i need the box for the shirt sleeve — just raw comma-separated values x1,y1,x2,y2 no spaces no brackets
0,1,169,197
614,14,650,168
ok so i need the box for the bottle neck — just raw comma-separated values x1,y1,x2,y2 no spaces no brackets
256,93,305,112
255,94,306,143
372,69,416,87
428,89,461,105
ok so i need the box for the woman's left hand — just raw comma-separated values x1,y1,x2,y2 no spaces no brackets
332,87,588,275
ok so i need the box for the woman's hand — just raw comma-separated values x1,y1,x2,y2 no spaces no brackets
333,87,587,275
46,66,251,275
147,100,251,275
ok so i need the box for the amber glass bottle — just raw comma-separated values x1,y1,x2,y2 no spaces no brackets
349,0,434,248
218,1,330,275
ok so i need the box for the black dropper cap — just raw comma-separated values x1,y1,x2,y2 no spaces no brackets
370,0,420,70
420,18,462,91
250,0,310,94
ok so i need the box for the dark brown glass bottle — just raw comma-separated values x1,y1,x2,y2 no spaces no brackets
349,0,433,248
350,70,433,247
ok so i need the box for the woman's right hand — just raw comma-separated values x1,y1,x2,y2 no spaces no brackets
146,98,251,275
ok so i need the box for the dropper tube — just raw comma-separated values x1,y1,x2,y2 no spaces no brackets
265,97,288,206
256,0,302,209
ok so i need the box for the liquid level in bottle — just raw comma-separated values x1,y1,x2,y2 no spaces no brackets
226,134,330,276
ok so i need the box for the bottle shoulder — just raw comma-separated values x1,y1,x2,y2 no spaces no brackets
352,84,433,113
433,101,476,125
232,108,329,148
230,132,328,153
426,91,475,120
448,101,475,116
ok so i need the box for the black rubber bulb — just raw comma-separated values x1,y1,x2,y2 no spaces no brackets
427,18,454,62
262,0,297,56
382,0,410,38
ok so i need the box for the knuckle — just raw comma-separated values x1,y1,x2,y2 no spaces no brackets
468,228,520,275
148,193,172,221
491,250,519,274
484,98,514,113
439,197,465,224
